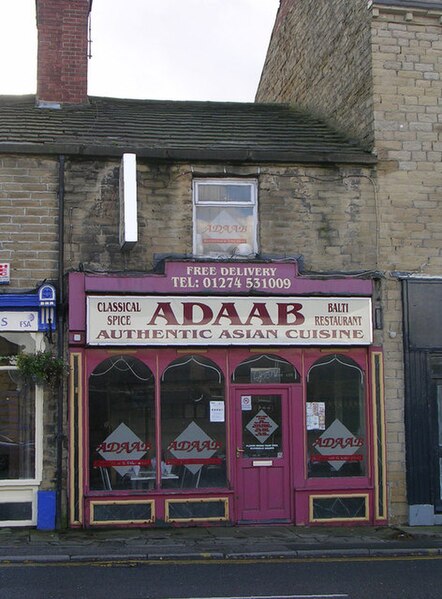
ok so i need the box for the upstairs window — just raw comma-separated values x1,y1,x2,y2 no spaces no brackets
193,179,258,258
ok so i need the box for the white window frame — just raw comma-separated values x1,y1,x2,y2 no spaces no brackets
193,178,258,258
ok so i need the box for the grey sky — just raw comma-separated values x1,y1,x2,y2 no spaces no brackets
0,0,279,102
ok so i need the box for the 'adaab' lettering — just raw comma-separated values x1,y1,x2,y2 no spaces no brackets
312,437,364,449
168,440,222,453
147,301,305,327
96,441,151,454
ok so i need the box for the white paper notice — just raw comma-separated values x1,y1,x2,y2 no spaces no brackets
306,402,326,430
210,401,225,422
241,395,252,411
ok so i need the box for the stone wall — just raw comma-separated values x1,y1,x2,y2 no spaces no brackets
373,6,442,273
373,5,442,522
256,0,374,149
63,159,377,274
0,155,59,288
0,153,60,492
255,0,442,527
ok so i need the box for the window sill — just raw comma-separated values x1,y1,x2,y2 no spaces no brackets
0,479,41,488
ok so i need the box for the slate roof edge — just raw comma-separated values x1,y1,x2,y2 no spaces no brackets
0,143,376,165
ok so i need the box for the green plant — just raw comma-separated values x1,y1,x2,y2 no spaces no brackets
15,351,69,387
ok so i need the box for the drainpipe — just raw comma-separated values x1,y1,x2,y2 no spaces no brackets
56,155,65,528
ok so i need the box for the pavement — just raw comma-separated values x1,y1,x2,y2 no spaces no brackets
0,524,442,564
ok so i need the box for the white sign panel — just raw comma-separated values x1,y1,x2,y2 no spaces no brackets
311,418,363,471
241,395,252,411
210,401,225,422
86,296,372,346
246,410,278,443
119,153,138,250
169,422,219,475
95,422,151,477
307,402,326,430
0,311,39,331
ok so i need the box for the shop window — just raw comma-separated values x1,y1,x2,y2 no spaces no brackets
161,355,226,489
232,354,299,384
306,354,366,478
89,356,155,491
0,333,38,481
193,179,258,258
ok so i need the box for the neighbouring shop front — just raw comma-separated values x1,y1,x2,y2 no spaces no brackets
68,261,387,528
0,284,56,526
403,278,442,525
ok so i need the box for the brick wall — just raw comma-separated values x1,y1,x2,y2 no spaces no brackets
256,0,374,149
36,0,90,105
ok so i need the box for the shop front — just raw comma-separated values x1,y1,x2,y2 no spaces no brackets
68,262,387,527
0,284,56,527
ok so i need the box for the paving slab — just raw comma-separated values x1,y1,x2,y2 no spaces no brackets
0,525,441,564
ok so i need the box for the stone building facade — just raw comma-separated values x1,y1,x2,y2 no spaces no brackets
257,0,442,524
0,0,417,528
0,0,91,528
0,155,60,526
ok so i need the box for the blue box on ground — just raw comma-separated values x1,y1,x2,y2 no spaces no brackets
37,490,56,530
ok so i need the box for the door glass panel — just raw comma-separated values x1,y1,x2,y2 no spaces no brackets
89,356,155,491
241,395,282,458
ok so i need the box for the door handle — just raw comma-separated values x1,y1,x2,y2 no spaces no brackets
236,447,245,458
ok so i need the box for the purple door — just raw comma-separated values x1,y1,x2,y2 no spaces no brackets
235,389,291,522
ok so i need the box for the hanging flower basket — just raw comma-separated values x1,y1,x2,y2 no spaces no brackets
15,351,69,387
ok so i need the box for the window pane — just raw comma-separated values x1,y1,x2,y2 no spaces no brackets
0,333,36,481
232,354,299,384
0,332,37,356
89,356,155,491
307,355,366,478
198,183,253,203
195,205,256,257
161,356,226,489
0,371,35,480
